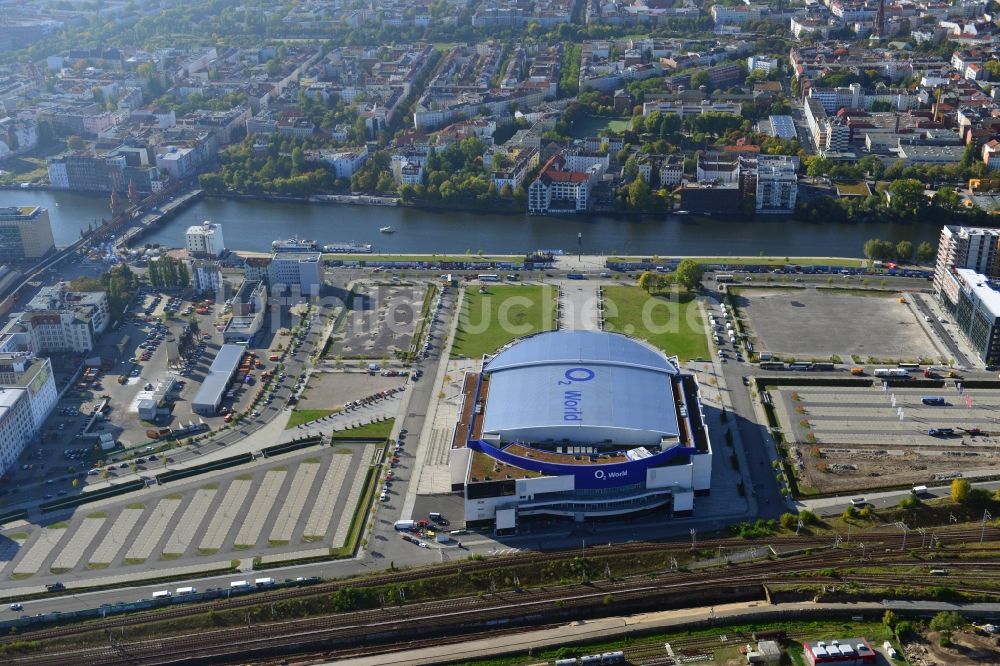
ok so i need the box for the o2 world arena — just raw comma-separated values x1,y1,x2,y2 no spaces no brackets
449,330,713,530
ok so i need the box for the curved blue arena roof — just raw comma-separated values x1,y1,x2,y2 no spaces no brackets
481,331,680,446
484,330,678,374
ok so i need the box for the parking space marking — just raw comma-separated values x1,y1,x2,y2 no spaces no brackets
234,470,287,548
270,461,320,543
332,445,376,548
126,498,181,562
51,517,106,571
89,508,144,566
303,455,350,540
13,527,65,575
199,480,252,552
163,488,216,556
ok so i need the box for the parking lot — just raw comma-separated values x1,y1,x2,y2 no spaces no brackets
734,287,939,362
0,444,379,584
771,384,1000,494
327,283,427,359
295,371,407,414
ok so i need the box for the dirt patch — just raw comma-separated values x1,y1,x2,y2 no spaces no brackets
297,371,405,411
790,442,1000,494
905,630,1000,665
328,284,426,359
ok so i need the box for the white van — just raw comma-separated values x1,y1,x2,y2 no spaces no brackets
912,485,928,495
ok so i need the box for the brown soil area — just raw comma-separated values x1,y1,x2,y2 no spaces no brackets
790,443,1000,494
905,630,1000,665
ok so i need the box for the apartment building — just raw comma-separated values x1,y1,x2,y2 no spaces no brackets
934,225,1000,300
528,155,595,215
754,156,798,213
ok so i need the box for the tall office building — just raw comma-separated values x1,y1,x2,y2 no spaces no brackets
0,206,55,261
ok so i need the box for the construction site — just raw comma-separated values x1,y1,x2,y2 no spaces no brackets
768,382,1000,495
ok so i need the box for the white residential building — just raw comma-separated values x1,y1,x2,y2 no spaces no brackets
755,156,798,213
747,56,779,74
0,387,35,479
319,146,370,179
185,221,226,258
528,155,595,215
190,259,224,295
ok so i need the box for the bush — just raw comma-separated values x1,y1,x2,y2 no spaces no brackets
779,512,797,529
930,610,965,632
799,510,818,525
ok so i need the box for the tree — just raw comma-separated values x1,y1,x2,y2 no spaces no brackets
883,610,898,629
626,177,652,210
916,241,936,264
895,240,914,263
887,179,927,218
779,512,797,529
638,271,654,293
690,70,712,91
66,135,85,150
950,477,971,503
863,238,897,262
674,259,704,291
934,186,962,212
929,611,965,633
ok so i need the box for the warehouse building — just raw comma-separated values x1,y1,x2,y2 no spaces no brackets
450,331,713,530
191,344,245,415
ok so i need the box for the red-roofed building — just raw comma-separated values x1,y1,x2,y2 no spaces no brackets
804,638,876,666
527,154,599,214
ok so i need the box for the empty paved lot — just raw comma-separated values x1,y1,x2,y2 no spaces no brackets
736,288,938,361
329,284,427,358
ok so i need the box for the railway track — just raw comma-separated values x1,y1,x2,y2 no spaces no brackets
4,527,997,664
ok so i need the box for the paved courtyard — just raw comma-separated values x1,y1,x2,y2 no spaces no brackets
0,444,379,585
735,287,939,362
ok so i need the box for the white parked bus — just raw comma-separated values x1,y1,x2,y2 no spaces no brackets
175,586,196,596
477,274,500,282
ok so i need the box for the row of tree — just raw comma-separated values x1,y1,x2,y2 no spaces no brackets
70,264,139,324
638,260,704,293
148,256,190,290
862,238,937,264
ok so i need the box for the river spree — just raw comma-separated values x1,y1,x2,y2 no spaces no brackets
0,189,945,257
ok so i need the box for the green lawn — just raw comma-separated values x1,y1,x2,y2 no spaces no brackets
323,254,523,264
568,114,631,138
285,409,335,429
602,286,709,361
452,285,558,358
333,418,395,440
608,256,866,268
